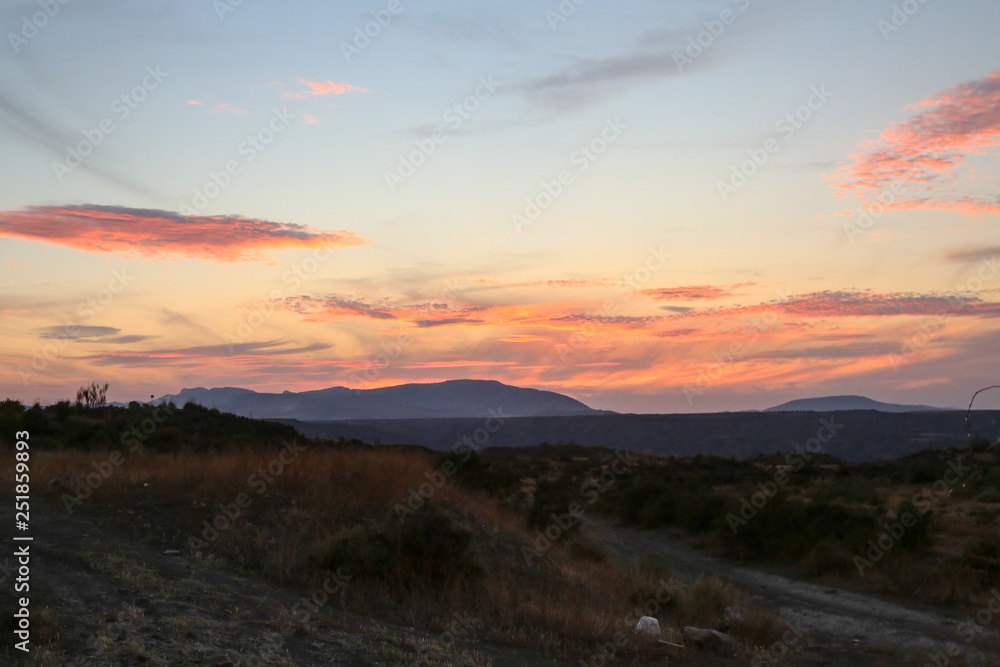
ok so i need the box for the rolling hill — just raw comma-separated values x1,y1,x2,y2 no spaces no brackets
152,379,611,421
764,395,948,413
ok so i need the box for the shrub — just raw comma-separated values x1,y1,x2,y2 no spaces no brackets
308,505,482,591
0,398,24,413
905,458,942,484
721,496,876,569
443,450,519,495
976,488,1000,504
528,480,581,539
891,500,934,553
810,477,882,507
964,538,1000,584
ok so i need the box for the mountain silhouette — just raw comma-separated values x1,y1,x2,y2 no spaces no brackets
153,379,611,420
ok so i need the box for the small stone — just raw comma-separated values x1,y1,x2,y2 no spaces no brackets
719,605,745,632
635,616,661,637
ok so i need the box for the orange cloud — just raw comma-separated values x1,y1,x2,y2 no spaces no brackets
0,205,368,261
829,70,1000,215
642,282,757,301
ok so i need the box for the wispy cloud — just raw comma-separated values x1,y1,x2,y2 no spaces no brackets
944,246,1000,264
668,290,1000,320
78,340,331,367
555,314,663,328
0,205,368,261
283,79,369,99
36,325,118,339
281,294,397,320
829,70,1000,215
414,317,485,328
642,282,757,302
187,100,249,116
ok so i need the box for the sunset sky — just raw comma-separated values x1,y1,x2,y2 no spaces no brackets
1,0,998,413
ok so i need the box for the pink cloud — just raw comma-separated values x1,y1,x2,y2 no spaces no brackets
0,205,368,262
284,79,370,99
829,70,1000,215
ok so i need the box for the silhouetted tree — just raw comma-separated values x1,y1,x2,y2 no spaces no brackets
76,382,109,408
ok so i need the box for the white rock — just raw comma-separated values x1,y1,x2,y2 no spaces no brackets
635,616,661,637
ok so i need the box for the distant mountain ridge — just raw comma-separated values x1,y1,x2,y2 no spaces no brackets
765,395,948,413
152,380,611,421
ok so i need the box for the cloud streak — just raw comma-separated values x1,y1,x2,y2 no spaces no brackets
0,205,368,261
668,290,1000,321
642,282,757,301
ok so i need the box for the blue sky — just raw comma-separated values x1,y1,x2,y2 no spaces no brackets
1,0,998,412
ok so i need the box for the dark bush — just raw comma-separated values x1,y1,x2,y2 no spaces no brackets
309,505,482,590
721,496,877,569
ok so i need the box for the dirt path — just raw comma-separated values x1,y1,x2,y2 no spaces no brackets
586,516,1000,665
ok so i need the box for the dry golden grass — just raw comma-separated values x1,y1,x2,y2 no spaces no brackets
28,445,784,661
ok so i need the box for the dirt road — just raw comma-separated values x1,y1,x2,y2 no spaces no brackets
586,516,1000,665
